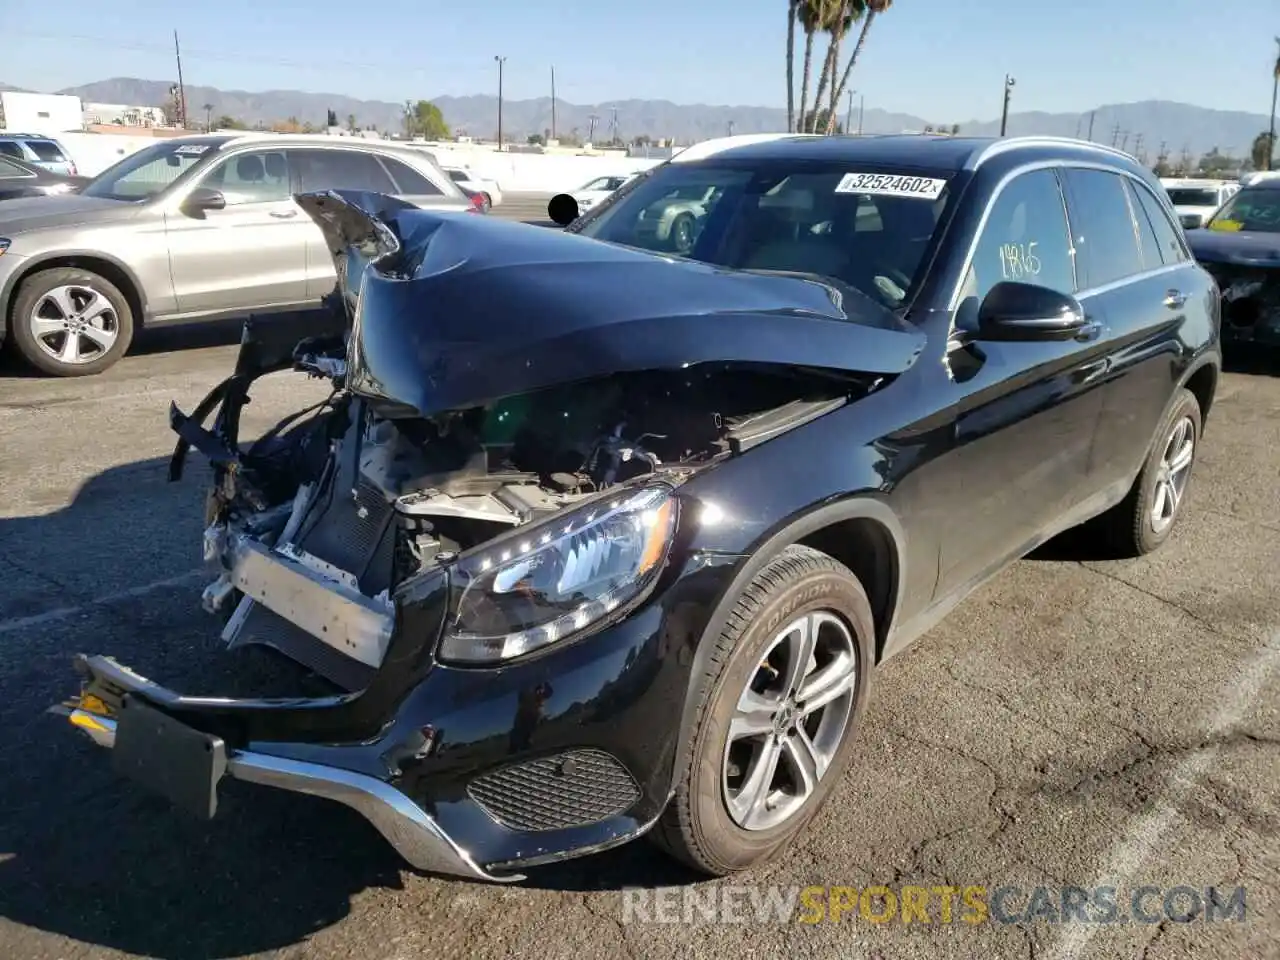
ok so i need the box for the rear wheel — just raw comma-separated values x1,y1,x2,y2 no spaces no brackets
1095,387,1202,557
670,214,696,255
651,544,874,875
9,267,134,376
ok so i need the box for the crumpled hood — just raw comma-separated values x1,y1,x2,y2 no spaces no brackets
0,194,140,235
1185,228,1280,268
294,189,927,417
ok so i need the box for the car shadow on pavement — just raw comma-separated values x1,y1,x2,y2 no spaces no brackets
0,454,702,958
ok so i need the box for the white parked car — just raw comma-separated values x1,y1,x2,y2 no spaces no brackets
1160,178,1238,230
572,174,640,212
441,165,503,207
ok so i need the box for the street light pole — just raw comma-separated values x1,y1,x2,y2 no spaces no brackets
845,89,854,134
857,94,864,135
999,74,1015,137
1269,38,1280,170
494,55,507,149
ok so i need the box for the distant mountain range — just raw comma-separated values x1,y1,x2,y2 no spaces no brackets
1,77,1273,159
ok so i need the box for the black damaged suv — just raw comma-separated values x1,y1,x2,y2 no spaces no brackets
59,134,1219,881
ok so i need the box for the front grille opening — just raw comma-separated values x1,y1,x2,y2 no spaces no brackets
468,749,641,832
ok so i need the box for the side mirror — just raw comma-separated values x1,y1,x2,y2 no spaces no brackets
976,281,1089,342
548,193,580,226
182,186,226,213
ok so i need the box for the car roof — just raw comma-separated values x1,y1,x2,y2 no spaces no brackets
0,132,64,141
671,133,1137,174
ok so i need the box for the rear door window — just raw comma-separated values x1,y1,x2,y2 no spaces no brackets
1130,183,1189,265
1123,180,1164,271
291,149,396,193
26,139,67,162
1061,168,1145,288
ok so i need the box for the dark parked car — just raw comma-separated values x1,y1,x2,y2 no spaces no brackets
0,154,89,200
1184,179,1280,348
57,135,1219,883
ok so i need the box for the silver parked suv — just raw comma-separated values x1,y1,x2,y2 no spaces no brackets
0,133,478,376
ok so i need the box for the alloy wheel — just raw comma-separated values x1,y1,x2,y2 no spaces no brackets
28,284,119,365
1150,415,1195,535
722,610,859,832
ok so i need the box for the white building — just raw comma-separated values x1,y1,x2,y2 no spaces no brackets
83,102,168,128
0,92,84,134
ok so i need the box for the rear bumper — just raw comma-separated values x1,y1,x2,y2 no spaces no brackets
63,686,518,883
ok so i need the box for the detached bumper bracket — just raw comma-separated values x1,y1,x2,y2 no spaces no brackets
112,694,228,820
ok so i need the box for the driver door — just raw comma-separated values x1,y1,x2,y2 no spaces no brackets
933,167,1108,598
164,148,310,317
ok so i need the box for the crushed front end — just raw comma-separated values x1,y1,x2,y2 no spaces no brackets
53,189,915,878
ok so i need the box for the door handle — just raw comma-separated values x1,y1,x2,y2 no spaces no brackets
269,209,298,219
1073,319,1103,342
1163,289,1188,309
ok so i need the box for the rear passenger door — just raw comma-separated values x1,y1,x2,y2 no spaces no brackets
1058,167,1203,492
289,148,402,298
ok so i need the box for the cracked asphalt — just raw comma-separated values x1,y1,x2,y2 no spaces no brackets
0,195,1277,960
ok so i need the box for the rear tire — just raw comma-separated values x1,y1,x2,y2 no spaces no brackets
9,266,134,377
1095,388,1202,557
651,544,874,876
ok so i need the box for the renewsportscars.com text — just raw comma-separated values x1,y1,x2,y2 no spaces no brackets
620,884,1247,926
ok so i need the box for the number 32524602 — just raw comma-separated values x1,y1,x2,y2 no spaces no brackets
999,242,1041,280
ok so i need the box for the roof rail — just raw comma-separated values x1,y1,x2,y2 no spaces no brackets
967,135,1135,170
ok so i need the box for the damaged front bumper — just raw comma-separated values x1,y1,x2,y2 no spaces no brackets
1207,266,1280,347
57,656,515,883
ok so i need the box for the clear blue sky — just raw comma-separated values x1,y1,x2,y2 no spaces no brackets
2,0,1277,121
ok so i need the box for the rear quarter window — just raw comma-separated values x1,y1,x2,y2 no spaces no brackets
25,140,67,162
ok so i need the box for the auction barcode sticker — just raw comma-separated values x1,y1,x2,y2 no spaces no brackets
834,172,948,199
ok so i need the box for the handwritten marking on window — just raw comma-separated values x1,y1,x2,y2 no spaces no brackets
999,241,1041,280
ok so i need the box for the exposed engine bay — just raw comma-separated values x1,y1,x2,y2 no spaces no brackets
172,321,869,692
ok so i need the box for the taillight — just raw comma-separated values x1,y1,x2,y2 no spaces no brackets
467,193,487,213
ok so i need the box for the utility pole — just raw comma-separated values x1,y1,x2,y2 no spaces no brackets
1110,123,1121,147
726,119,735,137
587,114,599,142
550,65,557,141
610,106,619,144
173,30,188,128
857,94,864,135
1270,37,1280,170
999,74,1015,136
493,55,506,148
1120,131,1129,151
1132,132,1143,158
1086,110,1096,141
845,89,854,134
1074,115,1082,139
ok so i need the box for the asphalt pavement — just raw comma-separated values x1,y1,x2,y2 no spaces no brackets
0,196,1276,960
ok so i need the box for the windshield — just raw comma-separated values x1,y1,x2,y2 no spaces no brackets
81,139,224,201
1206,187,1280,233
573,160,955,309
1167,188,1220,207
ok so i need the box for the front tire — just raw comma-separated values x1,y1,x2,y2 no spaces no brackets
1097,387,1202,557
9,267,134,377
651,544,875,876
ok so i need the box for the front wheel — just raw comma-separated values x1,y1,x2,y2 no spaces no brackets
9,267,134,376
651,544,875,876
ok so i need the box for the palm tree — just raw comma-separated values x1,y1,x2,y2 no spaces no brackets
809,0,855,132
822,1,864,132
795,0,826,137
825,0,893,134
786,0,800,132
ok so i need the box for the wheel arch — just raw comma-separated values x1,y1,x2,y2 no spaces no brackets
669,497,906,786
1181,357,1218,427
2,251,148,337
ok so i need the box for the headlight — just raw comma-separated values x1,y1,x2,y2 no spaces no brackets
438,485,678,663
